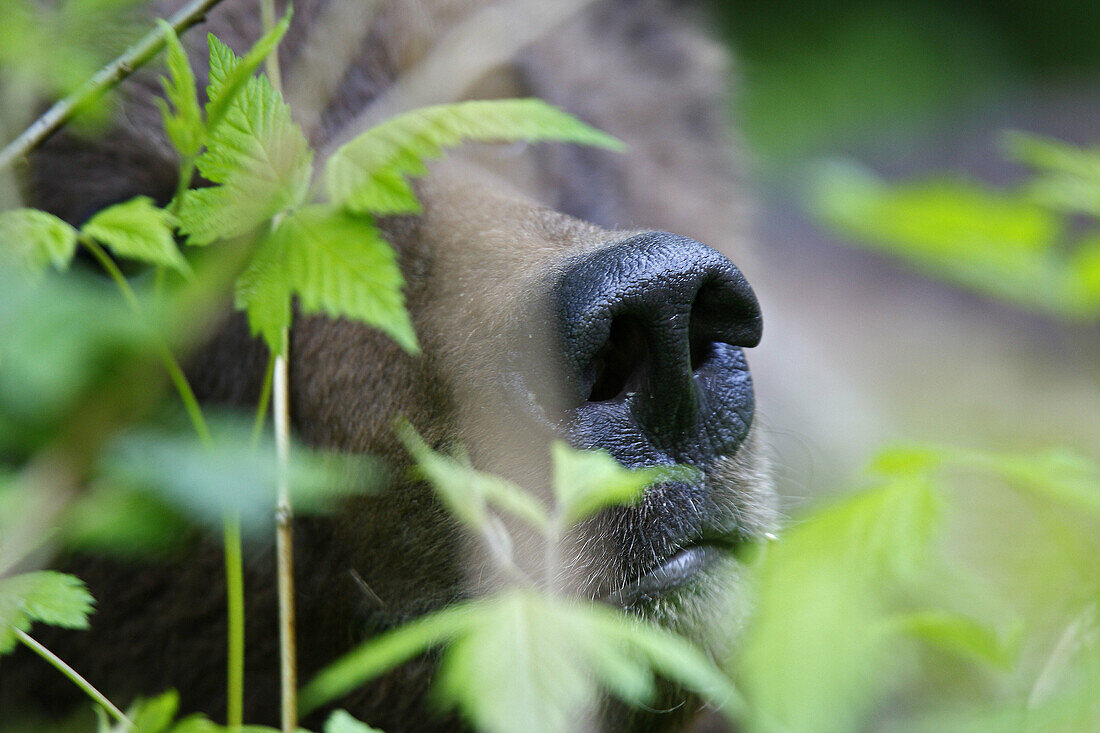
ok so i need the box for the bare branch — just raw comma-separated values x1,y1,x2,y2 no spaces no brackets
0,0,228,172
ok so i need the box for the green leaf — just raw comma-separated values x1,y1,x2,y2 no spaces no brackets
155,20,203,158
551,442,696,525
60,485,189,558
204,9,292,136
234,205,417,355
397,421,548,533
325,710,386,733
805,159,1100,320
81,196,189,273
587,602,744,713
1004,130,1100,184
303,589,739,733
300,600,481,714
0,208,78,276
0,571,94,654
893,609,1018,669
131,690,179,733
178,44,311,246
0,269,161,453
737,475,942,732
957,447,1100,517
325,99,625,215
98,416,380,535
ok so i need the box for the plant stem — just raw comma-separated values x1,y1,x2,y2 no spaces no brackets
0,0,228,171
273,338,297,733
83,238,246,727
16,629,133,728
258,4,296,727
82,239,212,445
224,515,246,730
260,0,284,93
252,352,276,444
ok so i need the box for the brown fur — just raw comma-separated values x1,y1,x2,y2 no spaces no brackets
1,1,773,730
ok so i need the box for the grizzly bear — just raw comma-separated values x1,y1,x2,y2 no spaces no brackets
1,0,775,730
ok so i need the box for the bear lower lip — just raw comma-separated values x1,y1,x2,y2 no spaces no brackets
606,544,727,605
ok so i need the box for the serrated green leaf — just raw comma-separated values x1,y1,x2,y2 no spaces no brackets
398,421,548,533
204,9,292,136
326,99,625,215
0,208,78,276
234,205,416,355
325,710,385,733
551,442,696,525
0,571,94,654
179,63,311,246
81,196,189,273
155,20,203,157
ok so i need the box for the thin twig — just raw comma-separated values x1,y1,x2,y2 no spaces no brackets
16,629,133,728
0,0,228,171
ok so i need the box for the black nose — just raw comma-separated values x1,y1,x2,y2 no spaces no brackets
554,232,761,466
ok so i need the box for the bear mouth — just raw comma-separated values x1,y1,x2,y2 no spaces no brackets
602,536,741,606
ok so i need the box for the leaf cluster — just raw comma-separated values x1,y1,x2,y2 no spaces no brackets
807,133,1100,321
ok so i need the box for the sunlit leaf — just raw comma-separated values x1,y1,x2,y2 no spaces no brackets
178,34,311,246
131,690,179,733
326,99,624,215
0,208,78,276
954,447,1100,516
0,571,94,655
204,9,292,137
0,270,160,450
234,205,416,356
60,484,190,558
81,196,188,273
737,475,942,732
155,20,203,158
805,159,1100,320
300,600,481,714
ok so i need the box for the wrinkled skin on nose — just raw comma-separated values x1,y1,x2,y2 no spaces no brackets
552,231,762,469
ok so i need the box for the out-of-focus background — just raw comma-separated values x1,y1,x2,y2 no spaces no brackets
705,0,1100,490
692,2,1100,730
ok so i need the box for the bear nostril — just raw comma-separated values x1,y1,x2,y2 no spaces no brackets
688,284,726,373
689,338,714,373
587,316,648,402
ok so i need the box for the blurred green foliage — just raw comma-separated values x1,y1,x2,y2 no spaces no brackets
735,444,1099,732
